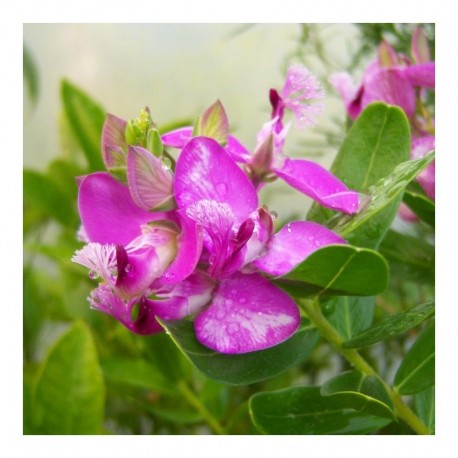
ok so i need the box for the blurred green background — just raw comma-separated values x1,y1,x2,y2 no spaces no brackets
23,23,434,435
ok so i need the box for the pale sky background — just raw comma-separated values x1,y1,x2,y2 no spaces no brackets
23,23,360,217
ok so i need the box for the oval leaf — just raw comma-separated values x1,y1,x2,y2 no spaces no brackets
394,321,435,395
379,230,435,283
33,321,105,434
249,386,391,434
325,296,376,340
61,79,105,171
100,356,174,394
308,103,411,229
321,371,395,420
344,301,435,348
414,386,435,434
403,189,435,227
277,244,389,297
333,153,435,248
159,319,319,385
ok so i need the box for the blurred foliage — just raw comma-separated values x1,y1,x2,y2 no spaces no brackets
23,24,434,435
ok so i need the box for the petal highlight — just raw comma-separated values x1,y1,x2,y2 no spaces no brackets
194,272,300,354
275,158,359,214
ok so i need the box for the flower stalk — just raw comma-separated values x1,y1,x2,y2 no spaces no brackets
299,297,430,435
178,381,226,435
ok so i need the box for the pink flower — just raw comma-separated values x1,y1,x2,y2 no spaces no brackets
331,38,435,120
71,172,205,334
173,136,346,353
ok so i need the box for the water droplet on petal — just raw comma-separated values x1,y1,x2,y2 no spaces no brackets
124,263,133,273
216,182,227,196
286,224,292,233
161,157,172,171
216,309,226,320
88,270,99,280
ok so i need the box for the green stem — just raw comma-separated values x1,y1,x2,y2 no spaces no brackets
300,297,430,435
178,381,226,435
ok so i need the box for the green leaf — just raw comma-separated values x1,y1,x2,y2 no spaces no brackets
379,229,435,283
159,320,320,385
61,79,105,171
326,296,376,340
276,244,389,297
403,189,435,227
249,386,391,434
320,371,395,420
33,321,105,434
394,321,435,394
332,153,435,248
344,301,435,348
414,386,435,433
23,169,76,227
100,356,174,394
308,103,411,227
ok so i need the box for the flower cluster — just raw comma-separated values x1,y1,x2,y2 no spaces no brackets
332,26,435,214
72,65,360,354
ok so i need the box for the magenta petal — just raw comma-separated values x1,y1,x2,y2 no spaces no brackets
89,285,162,335
411,135,435,200
159,211,204,285
194,272,300,354
226,135,251,163
161,127,193,149
101,114,128,169
254,221,346,276
174,136,258,222
362,67,416,118
153,271,215,318
127,146,175,211
117,247,161,299
78,172,154,245
275,158,359,214
404,63,435,88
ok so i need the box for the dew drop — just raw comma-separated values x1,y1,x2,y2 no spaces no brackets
286,224,292,233
160,157,172,171
216,309,226,320
88,270,99,280
124,263,133,273
216,182,228,196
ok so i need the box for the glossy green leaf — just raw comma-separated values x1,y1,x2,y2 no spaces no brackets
344,301,435,348
403,189,435,227
100,356,174,394
394,321,435,394
249,386,391,434
379,230,435,283
61,79,105,171
33,321,105,434
277,244,389,297
332,153,435,248
159,320,320,385
326,296,376,340
414,386,435,433
308,103,411,227
321,371,395,420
